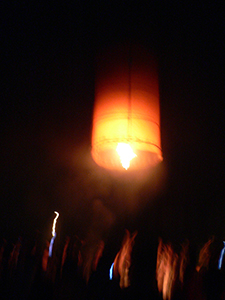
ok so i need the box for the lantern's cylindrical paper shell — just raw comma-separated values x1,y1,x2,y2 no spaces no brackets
92,44,163,170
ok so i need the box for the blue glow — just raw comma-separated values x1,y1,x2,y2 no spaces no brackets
49,235,56,257
218,241,225,270
109,262,114,280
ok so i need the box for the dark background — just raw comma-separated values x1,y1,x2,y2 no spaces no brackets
1,1,225,249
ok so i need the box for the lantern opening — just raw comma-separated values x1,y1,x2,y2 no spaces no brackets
116,143,137,170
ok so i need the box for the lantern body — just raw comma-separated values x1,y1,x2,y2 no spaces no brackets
92,44,163,170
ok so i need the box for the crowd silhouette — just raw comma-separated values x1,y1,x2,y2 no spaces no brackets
1,230,225,300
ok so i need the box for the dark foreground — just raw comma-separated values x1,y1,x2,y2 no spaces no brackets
1,232,225,300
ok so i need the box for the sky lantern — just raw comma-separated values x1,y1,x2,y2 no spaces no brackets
91,43,163,171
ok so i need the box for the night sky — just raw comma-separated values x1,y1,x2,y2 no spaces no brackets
1,2,225,248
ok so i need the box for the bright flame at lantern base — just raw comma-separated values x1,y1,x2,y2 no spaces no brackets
116,143,137,170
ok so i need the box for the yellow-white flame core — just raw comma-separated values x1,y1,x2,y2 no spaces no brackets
116,143,137,170
52,211,59,237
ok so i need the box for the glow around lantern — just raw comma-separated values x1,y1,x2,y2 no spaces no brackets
116,143,137,170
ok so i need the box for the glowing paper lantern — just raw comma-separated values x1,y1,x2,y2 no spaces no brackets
91,44,163,170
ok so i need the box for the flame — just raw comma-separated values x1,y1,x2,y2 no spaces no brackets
52,211,59,237
218,241,225,269
49,211,59,258
109,262,114,280
116,143,137,170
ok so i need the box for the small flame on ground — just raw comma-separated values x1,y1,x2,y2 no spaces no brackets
52,211,59,237
116,143,137,170
218,241,225,269
49,211,59,257
109,262,114,280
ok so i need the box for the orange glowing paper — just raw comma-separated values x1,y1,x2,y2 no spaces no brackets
91,44,163,170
